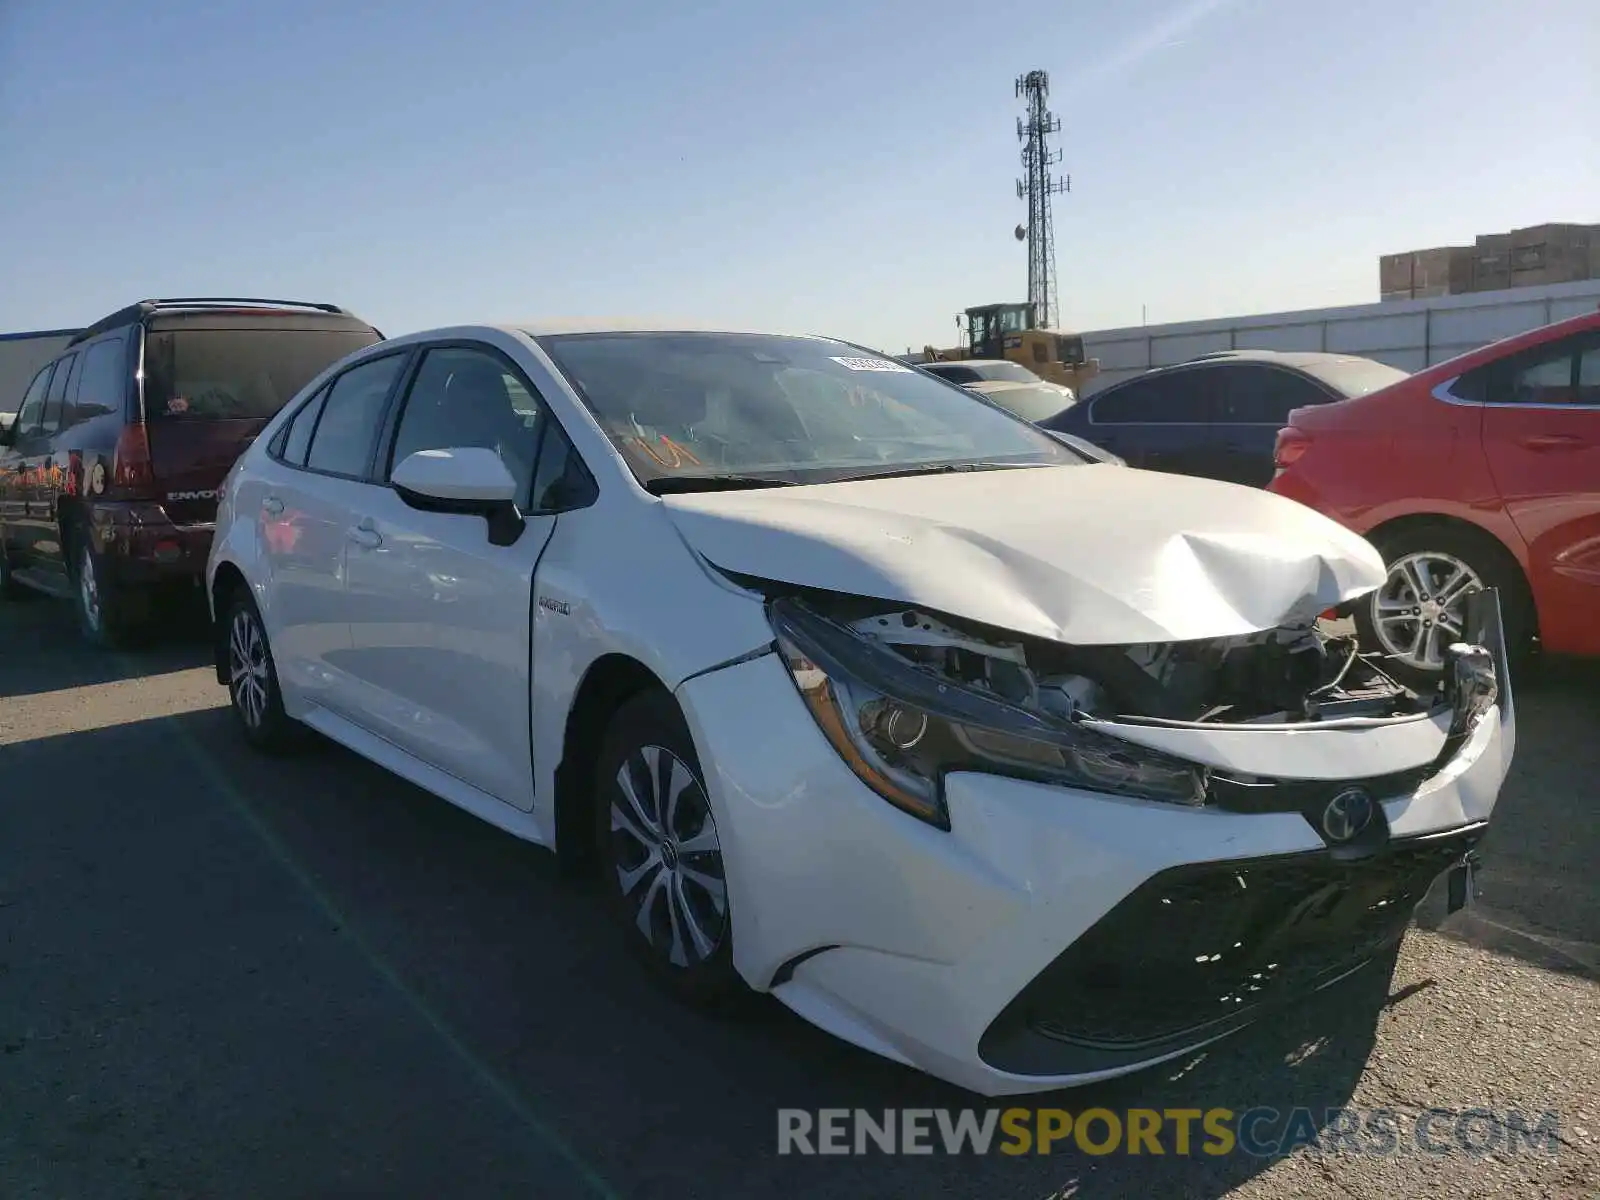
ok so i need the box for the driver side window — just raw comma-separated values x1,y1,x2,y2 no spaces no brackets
387,345,546,504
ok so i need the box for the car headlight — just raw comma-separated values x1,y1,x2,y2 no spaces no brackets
769,598,1205,830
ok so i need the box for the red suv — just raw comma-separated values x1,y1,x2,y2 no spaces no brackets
0,298,382,646
1270,308,1600,681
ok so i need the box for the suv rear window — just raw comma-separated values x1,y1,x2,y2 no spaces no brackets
143,327,379,421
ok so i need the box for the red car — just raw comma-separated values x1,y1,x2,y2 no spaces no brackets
1270,308,1600,681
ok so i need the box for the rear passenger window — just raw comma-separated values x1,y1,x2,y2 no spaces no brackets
1506,347,1576,405
1218,366,1326,424
305,355,406,478
70,338,126,425
1091,375,1201,423
41,353,78,433
1578,345,1600,405
279,385,331,466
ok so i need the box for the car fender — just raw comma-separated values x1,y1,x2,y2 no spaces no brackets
527,497,775,843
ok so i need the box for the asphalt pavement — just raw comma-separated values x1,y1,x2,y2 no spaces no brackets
1,597,1596,1199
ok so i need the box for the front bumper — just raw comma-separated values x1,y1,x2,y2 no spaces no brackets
676,627,1513,1097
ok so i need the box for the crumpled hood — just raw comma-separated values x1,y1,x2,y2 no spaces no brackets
662,465,1386,645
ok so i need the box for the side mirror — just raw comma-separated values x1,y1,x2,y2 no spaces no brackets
391,447,525,546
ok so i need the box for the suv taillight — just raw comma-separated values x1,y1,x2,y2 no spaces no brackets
1274,426,1311,469
112,424,155,492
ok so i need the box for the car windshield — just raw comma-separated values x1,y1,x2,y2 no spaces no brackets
537,332,1082,486
1301,357,1410,398
969,361,1040,383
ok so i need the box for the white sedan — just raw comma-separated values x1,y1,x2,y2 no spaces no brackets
206,323,1514,1096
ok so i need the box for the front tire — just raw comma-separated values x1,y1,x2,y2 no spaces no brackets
224,590,301,753
1355,523,1531,688
593,690,746,1011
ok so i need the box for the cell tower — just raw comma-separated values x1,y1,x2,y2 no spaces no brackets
1015,70,1069,330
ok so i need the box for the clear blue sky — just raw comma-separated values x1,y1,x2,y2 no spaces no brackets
1,0,1594,351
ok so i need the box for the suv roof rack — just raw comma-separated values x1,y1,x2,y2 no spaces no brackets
68,297,354,347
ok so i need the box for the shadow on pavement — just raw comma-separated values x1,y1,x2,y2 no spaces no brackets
1415,653,1600,979
0,596,212,700
2,705,1408,1199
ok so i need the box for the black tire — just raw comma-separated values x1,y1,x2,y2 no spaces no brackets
1354,522,1532,689
222,588,303,753
70,535,147,649
593,689,748,1012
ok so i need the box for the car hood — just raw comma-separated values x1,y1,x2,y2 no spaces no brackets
661,465,1386,645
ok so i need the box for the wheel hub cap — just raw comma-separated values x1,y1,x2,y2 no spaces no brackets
228,611,271,729
79,549,101,630
1371,551,1483,671
609,745,727,968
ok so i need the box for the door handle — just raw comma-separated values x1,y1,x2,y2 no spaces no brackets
348,520,382,550
1518,433,1585,452
262,496,285,515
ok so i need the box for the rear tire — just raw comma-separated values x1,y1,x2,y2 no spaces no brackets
0,542,32,600
1355,523,1532,689
71,536,146,650
593,690,749,1013
223,589,303,753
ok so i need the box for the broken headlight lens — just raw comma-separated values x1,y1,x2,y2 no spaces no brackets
770,598,1205,830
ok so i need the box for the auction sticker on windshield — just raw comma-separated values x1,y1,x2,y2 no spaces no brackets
830,356,912,372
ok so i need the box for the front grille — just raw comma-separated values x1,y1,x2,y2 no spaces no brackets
1207,764,1433,815
983,825,1483,1060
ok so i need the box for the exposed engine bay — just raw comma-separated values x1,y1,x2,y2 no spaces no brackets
833,602,1433,727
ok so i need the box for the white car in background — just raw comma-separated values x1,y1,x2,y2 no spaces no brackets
206,323,1513,1096
920,358,1076,423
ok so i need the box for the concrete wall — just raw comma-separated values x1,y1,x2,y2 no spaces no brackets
0,329,80,418
1078,278,1600,395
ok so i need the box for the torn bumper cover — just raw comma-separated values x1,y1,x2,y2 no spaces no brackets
674,589,1514,1096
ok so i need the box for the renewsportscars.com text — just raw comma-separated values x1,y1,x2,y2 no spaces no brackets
777,1106,1563,1158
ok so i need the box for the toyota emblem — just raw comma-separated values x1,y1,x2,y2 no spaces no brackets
1321,788,1374,843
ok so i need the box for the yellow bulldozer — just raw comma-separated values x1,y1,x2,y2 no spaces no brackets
922,302,1099,393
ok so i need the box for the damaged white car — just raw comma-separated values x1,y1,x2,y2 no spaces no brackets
206,324,1515,1097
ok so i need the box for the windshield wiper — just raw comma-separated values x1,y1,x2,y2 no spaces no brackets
644,473,798,496
827,461,1047,484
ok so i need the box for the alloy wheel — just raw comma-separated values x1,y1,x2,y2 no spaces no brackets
1370,551,1483,671
609,745,728,968
78,546,102,632
229,608,272,730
